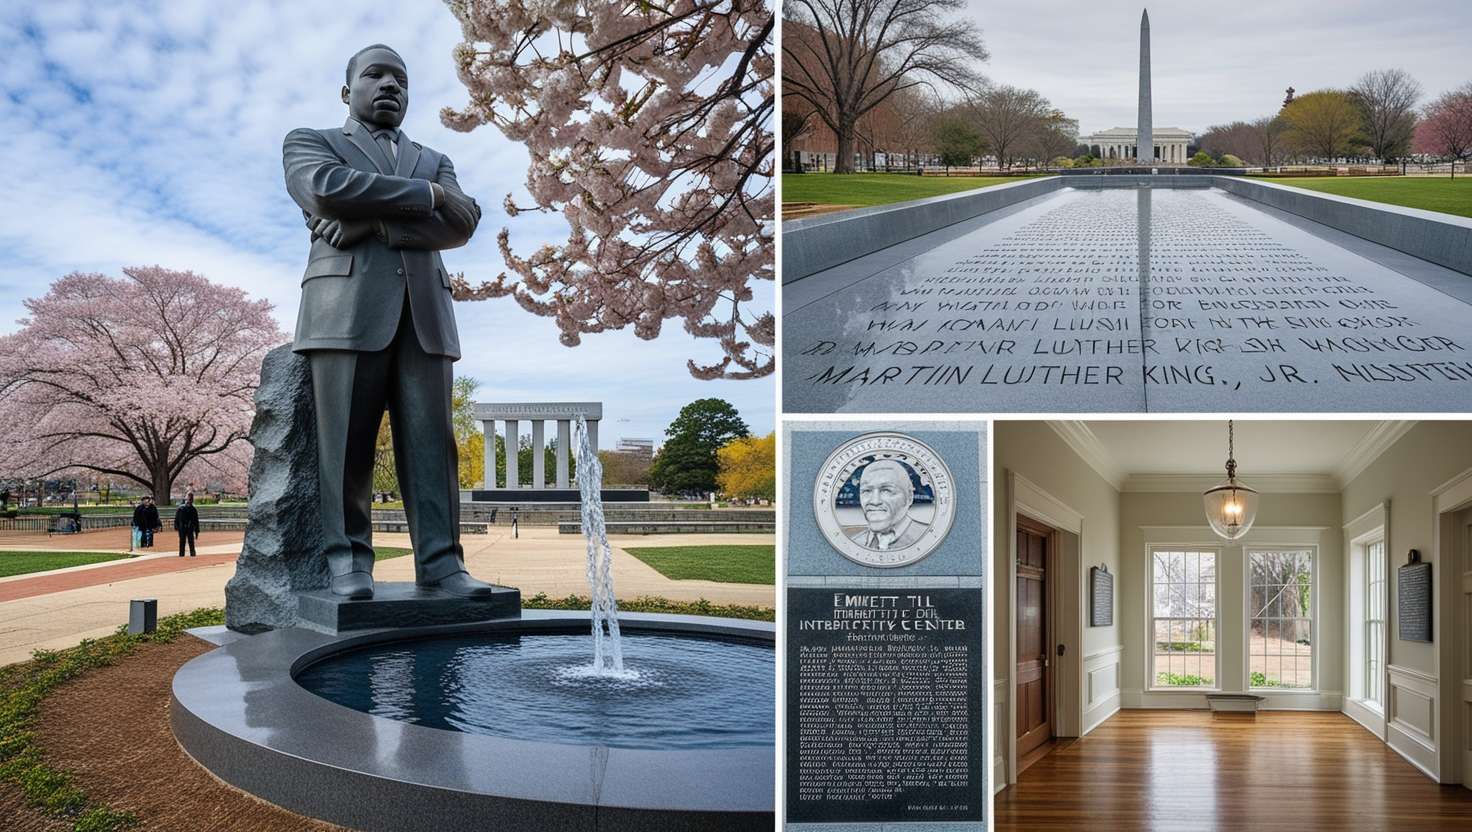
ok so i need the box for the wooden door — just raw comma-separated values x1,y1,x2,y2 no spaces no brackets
1016,516,1053,763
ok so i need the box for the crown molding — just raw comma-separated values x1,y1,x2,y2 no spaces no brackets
1047,421,1124,489
1334,421,1416,487
1121,472,1340,494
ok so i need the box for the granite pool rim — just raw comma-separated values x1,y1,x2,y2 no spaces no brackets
171,610,775,832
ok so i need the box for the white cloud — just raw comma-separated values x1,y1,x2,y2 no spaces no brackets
0,0,774,441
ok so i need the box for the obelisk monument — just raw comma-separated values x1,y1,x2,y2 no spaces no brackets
1138,9,1152,165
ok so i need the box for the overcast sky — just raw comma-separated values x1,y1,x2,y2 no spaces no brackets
0,1,774,445
969,0,1469,136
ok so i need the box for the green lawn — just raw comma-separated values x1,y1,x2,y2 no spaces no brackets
783,173,1047,208
375,546,413,561
0,551,131,578
1267,176,1472,218
623,545,774,585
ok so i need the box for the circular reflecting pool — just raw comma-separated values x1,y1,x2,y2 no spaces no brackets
296,632,774,750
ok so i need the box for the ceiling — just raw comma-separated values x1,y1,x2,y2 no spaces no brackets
1050,420,1416,492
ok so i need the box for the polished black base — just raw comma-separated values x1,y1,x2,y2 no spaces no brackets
171,613,775,831
297,582,521,633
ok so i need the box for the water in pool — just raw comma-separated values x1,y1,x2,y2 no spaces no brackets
295,632,774,750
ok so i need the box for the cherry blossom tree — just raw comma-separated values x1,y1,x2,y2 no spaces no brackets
0,267,282,503
1414,83,1472,178
440,0,775,380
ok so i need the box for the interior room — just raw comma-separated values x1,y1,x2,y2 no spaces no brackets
992,419,1472,830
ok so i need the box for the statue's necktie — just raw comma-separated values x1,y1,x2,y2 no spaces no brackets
375,131,397,164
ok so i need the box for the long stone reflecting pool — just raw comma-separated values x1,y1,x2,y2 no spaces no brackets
783,186,1472,412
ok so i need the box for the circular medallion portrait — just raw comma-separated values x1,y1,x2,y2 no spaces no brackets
812,432,956,568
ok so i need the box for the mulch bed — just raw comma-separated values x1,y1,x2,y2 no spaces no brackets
4,635,343,831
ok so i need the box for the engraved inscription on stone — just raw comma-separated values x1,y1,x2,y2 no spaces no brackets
1397,561,1432,643
785,188,1472,412
786,587,983,824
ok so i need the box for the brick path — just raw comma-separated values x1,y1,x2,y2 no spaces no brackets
0,554,237,603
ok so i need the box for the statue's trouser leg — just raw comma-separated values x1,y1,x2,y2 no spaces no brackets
310,348,390,579
386,308,465,585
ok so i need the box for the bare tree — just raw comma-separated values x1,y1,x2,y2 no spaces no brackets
1351,69,1423,161
884,88,941,167
970,85,1050,170
1251,115,1290,167
783,1,987,173
1029,110,1078,168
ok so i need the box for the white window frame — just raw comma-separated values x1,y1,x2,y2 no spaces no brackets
1243,545,1320,693
1147,546,1222,692
1359,533,1387,712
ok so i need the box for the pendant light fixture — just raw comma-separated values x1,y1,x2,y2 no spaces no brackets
1202,420,1258,540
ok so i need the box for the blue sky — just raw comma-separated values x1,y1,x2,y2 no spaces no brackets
0,1,774,444
969,0,1472,136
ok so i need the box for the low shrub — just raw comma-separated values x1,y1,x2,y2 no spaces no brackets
522,592,774,622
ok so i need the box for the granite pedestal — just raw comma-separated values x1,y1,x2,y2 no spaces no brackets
296,582,521,634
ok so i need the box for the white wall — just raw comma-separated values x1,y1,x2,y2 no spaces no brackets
993,421,1122,790
1116,492,1343,709
1341,421,1472,782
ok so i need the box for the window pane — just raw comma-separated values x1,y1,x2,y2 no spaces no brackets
1249,549,1314,690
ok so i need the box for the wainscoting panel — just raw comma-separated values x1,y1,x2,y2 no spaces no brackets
1083,645,1123,735
1387,664,1440,781
994,678,1009,793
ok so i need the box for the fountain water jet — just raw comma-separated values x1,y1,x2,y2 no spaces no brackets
574,414,626,675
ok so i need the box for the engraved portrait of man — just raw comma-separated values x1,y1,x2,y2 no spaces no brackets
847,459,932,552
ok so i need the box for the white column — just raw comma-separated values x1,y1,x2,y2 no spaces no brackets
531,420,545,489
556,419,571,489
504,419,519,489
481,420,495,489
588,419,599,455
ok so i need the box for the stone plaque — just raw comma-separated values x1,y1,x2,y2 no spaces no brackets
1397,561,1432,643
812,432,956,568
786,587,984,824
784,187,1472,412
1090,565,1114,627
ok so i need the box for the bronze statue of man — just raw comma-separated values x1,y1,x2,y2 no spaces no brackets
282,44,492,599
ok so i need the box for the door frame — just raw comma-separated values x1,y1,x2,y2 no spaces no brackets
1005,471,1085,788
1015,512,1057,771
1433,466,1472,785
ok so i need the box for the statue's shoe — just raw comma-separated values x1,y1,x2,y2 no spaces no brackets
330,571,375,599
421,571,496,598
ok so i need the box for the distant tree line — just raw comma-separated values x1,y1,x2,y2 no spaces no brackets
1197,70,1472,169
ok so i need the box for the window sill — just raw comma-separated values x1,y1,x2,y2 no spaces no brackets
1147,687,1220,693
1249,688,1319,694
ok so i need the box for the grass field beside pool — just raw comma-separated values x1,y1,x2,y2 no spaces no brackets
375,546,412,561
0,550,131,578
783,173,1046,208
623,545,775,585
1266,177,1472,218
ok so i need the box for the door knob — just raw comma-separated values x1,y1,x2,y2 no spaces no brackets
1057,644,1066,656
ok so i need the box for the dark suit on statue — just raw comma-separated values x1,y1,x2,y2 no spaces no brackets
282,118,476,587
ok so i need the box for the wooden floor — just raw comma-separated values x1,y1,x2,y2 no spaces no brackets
995,710,1472,832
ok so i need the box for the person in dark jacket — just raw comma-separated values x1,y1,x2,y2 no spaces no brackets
175,493,200,557
140,496,161,548
131,498,149,549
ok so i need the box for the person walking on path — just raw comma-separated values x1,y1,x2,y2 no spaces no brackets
175,493,200,557
131,498,148,550
140,496,161,548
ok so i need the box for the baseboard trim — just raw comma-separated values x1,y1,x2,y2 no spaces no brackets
1342,697,1386,740
1387,719,1440,782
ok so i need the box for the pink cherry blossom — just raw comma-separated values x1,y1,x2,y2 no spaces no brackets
0,266,283,500
441,0,775,379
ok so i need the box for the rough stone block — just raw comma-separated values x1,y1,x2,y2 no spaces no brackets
224,345,330,632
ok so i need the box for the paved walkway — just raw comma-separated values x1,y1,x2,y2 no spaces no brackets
0,527,774,667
